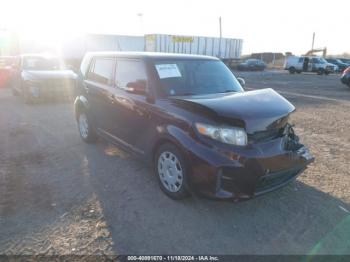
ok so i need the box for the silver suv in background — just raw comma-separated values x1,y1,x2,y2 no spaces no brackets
284,56,335,75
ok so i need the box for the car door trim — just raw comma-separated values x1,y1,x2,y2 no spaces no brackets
97,128,145,155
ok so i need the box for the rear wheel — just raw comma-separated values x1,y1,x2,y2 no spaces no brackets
289,67,296,74
317,68,324,75
154,143,190,200
77,111,97,143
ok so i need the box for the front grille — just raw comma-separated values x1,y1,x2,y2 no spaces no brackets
38,79,76,98
44,79,75,88
249,127,284,143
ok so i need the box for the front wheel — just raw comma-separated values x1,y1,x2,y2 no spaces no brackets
155,143,190,200
77,111,97,143
289,67,296,74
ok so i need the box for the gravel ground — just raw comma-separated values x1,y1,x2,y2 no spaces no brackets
0,71,349,256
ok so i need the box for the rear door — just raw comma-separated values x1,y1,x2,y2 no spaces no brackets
109,58,151,154
84,56,116,132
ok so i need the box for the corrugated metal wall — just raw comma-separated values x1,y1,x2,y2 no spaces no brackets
145,34,242,59
62,34,145,60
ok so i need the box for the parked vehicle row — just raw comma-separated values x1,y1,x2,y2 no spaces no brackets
5,50,350,203
325,58,349,73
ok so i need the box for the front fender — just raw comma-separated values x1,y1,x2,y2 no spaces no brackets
162,125,241,168
74,95,90,120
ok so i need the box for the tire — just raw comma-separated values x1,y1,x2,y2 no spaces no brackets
77,110,97,143
289,67,296,74
296,70,302,74
154,143,190,200
325,71,330,75
317,68,324,75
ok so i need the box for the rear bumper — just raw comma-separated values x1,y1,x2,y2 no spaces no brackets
186,137,314,201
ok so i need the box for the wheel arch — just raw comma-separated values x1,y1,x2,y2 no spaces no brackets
74,96,89,120
152,136,185,163
151,126,194,165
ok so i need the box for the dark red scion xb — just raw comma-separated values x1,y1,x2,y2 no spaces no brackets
74,52,314,201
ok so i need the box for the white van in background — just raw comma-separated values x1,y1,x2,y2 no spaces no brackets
284,56,335,75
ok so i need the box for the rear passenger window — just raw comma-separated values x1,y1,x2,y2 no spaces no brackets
115,59,147,92
88,58,115,85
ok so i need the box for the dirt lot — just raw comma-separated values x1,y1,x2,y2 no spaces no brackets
0,71,349,256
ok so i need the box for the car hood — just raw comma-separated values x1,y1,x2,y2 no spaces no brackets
171,88,295,134
22,70,77,80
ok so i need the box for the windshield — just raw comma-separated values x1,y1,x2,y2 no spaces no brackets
335,59,345,64
319,58,327,64
153,59,243,97
23,57,63,70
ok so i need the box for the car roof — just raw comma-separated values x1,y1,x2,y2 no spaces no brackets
85,51,219,61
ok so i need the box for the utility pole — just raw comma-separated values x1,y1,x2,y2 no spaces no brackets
137,13,145,51
218,16,222,57
311,32,315,50
137,13,144,35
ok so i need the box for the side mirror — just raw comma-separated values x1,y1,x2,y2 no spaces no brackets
237,77,245,88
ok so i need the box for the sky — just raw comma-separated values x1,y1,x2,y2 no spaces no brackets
0,0,349,55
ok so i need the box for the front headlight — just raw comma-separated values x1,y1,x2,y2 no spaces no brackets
195,123,247,146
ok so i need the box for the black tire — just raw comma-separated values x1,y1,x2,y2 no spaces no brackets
317,68,324,75
154,143,190,200
296,70,302,74
289,67,296,74
325,71,330,75
77,110,97,143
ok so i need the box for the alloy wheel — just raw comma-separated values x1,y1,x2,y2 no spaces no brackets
79,113,89,139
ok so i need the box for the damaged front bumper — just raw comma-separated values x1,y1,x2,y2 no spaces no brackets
187,133,314,201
